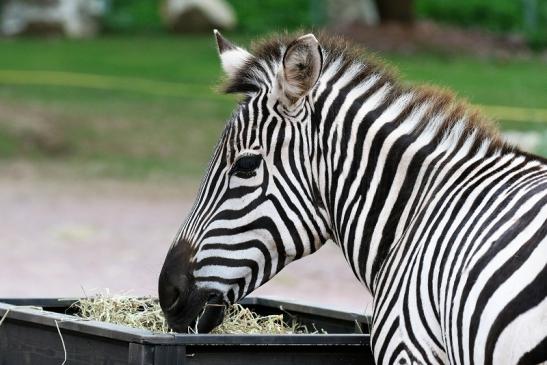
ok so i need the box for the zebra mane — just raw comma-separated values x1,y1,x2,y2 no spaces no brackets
222,31,510,153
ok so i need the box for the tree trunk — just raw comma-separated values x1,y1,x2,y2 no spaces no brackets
375,0,414,24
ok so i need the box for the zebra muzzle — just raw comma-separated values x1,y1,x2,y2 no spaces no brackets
159,279,225,333
158,242,225,333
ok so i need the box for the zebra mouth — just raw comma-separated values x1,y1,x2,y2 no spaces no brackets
162,289,226,334
190,294,226,333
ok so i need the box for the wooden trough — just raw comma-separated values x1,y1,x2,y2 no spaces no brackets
0,297,373,365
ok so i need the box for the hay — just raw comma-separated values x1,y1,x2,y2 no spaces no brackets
0,308,10,327
73,294,316,334
210,304,308,335
75,294,170,333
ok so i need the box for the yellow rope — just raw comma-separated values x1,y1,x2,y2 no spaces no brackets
478,105,547,124
0,70,229,101
0,69,545,123
55,320,67,365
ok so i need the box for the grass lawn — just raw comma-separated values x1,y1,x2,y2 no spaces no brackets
0,35,545,179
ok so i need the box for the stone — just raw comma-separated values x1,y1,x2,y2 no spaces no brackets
327,0,379,27
1,0,106,38
162,0,236,33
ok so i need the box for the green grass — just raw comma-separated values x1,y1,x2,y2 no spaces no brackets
0,35,545,179
387,53,547,109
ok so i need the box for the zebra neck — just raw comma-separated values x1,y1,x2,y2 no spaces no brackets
312,77,505,294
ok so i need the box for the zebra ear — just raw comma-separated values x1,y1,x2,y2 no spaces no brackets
214,29,252,79
278,34,323,107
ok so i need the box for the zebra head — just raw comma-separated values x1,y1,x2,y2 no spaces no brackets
158,32,332,333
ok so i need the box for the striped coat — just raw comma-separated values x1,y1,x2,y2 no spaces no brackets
158,31,547,364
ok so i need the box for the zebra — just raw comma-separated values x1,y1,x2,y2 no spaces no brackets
158,31,547,364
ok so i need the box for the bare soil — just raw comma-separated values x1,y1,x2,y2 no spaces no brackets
332,20,531,58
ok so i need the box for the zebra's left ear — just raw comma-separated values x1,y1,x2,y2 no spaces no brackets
214,29,253,79
277,34,323,108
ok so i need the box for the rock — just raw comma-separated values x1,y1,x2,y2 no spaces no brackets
326,0,379,27
162,0,236,33
1,0,106,38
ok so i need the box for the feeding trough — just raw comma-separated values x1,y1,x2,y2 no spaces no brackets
0,297,373,365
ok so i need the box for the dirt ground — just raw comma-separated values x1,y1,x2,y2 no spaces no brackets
333,20,531,58
0,164,372,314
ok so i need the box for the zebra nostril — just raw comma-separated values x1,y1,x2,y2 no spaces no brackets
158,272,190,313
158,240,195,315
158,277,177,312
161,283,180,312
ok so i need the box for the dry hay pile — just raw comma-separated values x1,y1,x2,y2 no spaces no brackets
75,295,170,333
210,303,309,334
74,294,314,335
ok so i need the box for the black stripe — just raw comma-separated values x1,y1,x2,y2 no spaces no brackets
464,192,547,364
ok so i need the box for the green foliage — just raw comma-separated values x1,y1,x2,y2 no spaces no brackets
225,0,317,33
416,0,520,32
102,0,162,33
99,0,322,34
94,0,546,48
416,0,547,49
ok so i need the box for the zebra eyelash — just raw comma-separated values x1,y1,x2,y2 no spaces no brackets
229,153,262,178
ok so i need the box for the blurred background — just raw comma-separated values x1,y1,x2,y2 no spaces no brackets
0,0,546,313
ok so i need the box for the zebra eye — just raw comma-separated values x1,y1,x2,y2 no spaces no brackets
230,154,262,178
